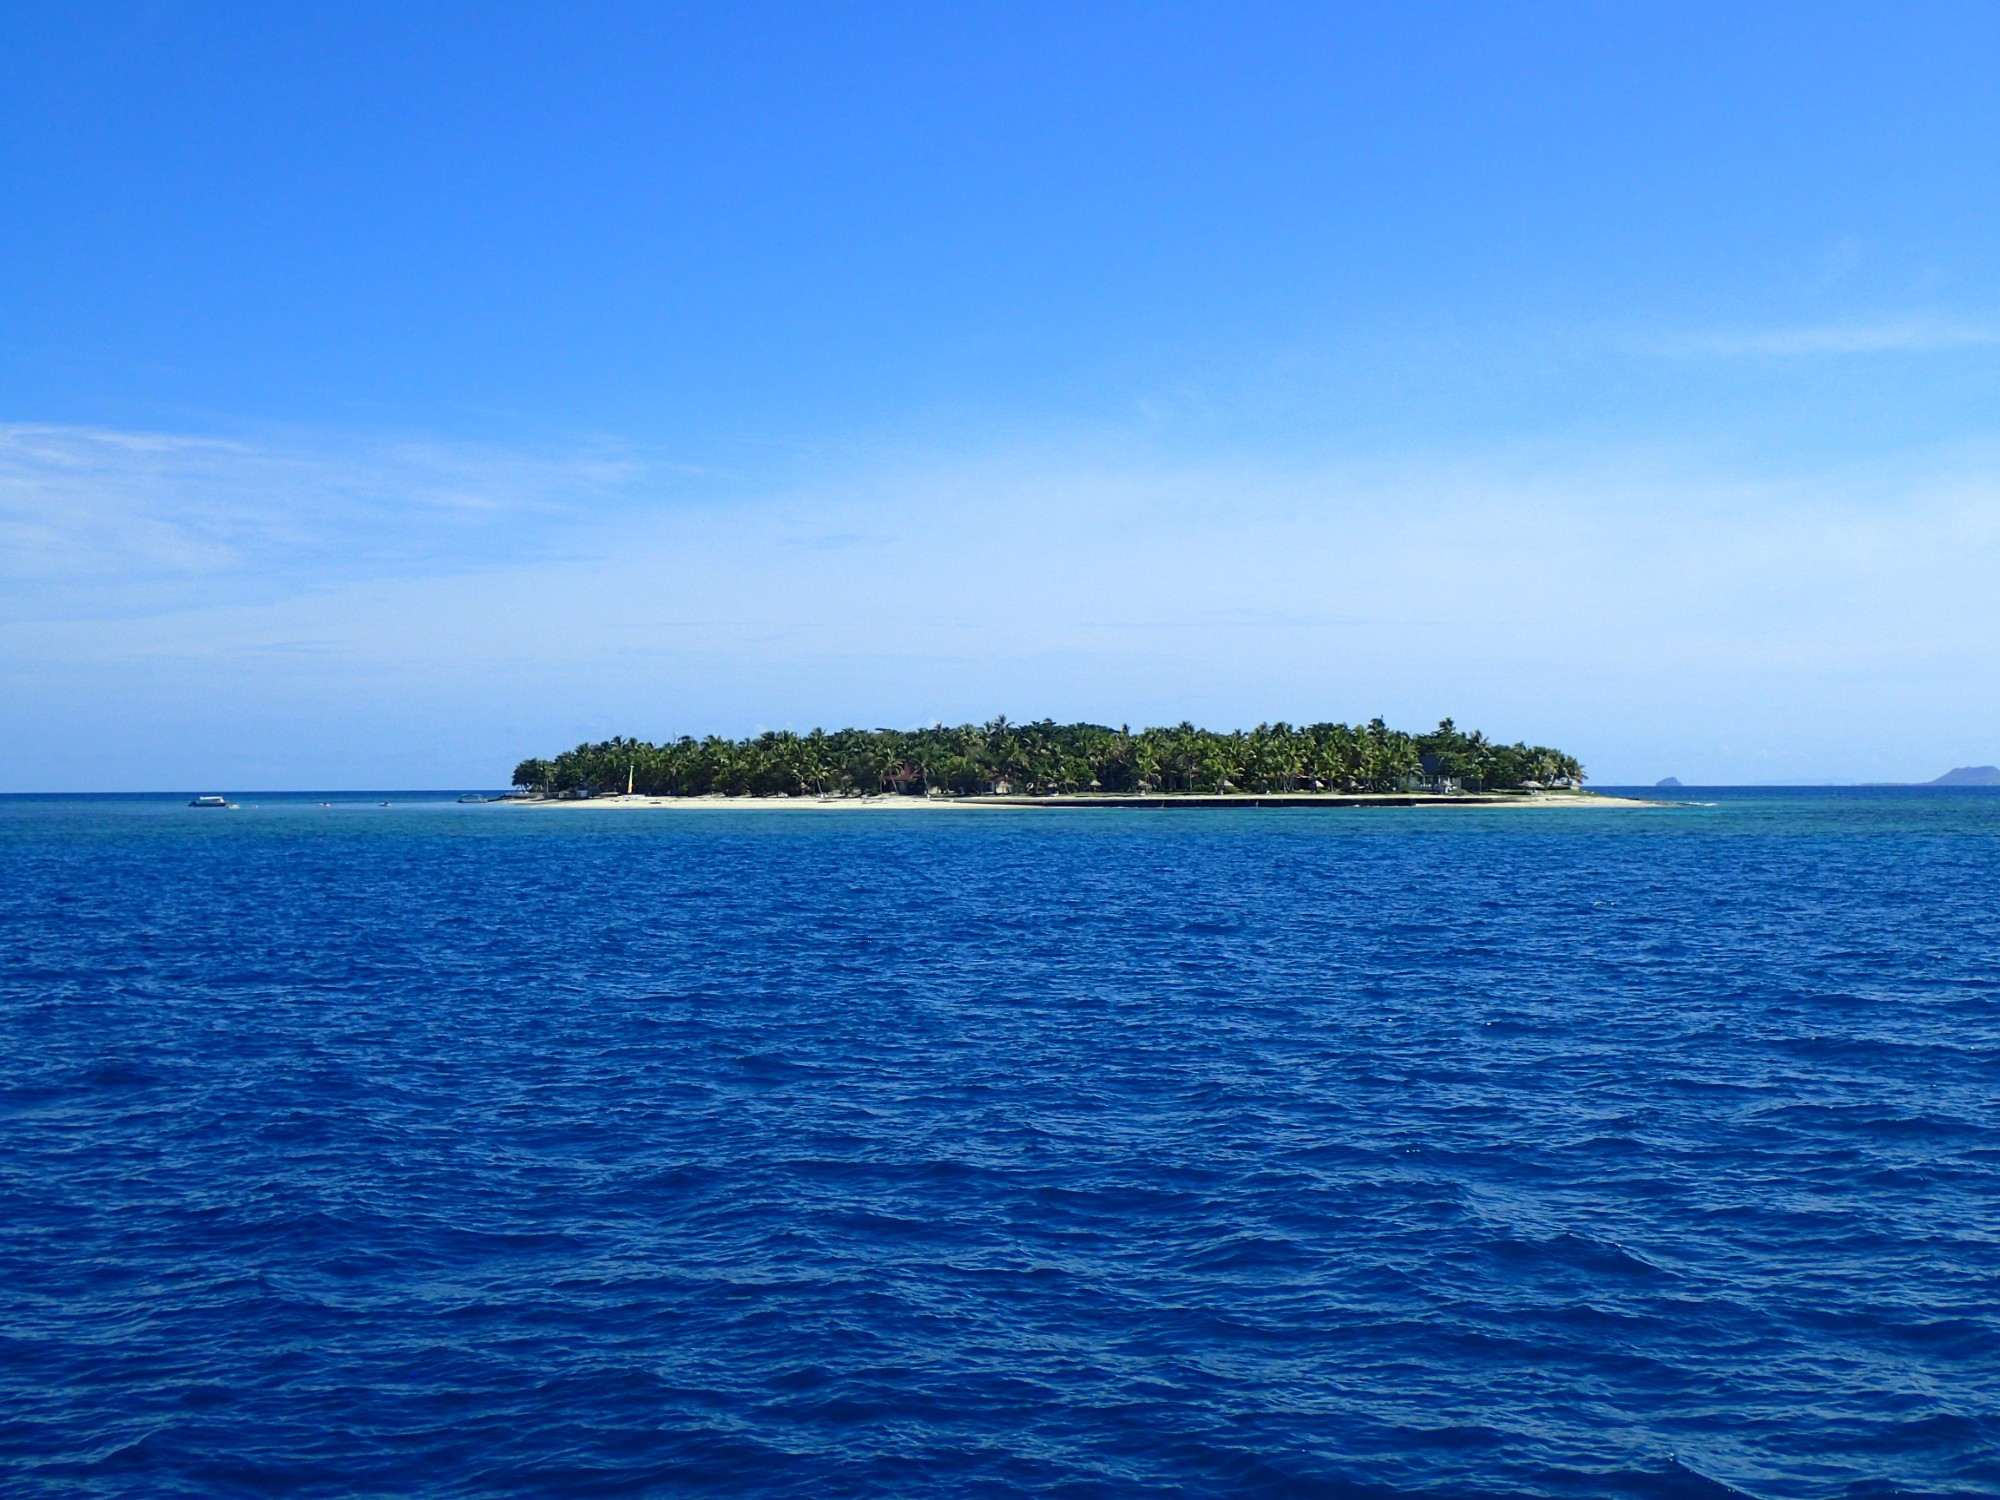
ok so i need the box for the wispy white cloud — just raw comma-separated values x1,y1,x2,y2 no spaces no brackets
1645,316,1993,358
0,422,662,617
5,423,2000,786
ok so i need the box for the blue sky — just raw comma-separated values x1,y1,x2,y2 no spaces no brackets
4,3,1999,787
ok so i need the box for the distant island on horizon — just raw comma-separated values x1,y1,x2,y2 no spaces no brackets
1643,770,2000,789
511,718,1585,801
1926,766,2000,786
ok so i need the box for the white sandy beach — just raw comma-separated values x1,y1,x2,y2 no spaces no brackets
507,791,1658,811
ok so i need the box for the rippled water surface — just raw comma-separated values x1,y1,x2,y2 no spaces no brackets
3,789,1997,1499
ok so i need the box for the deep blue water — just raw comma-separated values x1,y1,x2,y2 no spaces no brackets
2,789,1997,1499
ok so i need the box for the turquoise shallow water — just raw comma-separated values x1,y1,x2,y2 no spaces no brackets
2,789,1996,1498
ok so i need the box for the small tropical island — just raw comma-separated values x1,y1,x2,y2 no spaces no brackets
509,717,1601,807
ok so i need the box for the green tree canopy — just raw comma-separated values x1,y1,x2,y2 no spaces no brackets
511,718,1583,798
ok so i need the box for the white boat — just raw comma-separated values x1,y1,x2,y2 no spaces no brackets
189,795,228,808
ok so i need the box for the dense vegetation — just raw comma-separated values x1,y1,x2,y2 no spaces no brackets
512,718,1583,798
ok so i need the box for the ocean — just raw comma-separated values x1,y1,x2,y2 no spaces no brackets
2,789,1995,1498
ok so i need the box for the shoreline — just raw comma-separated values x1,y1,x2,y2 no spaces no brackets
505,790,1660,811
